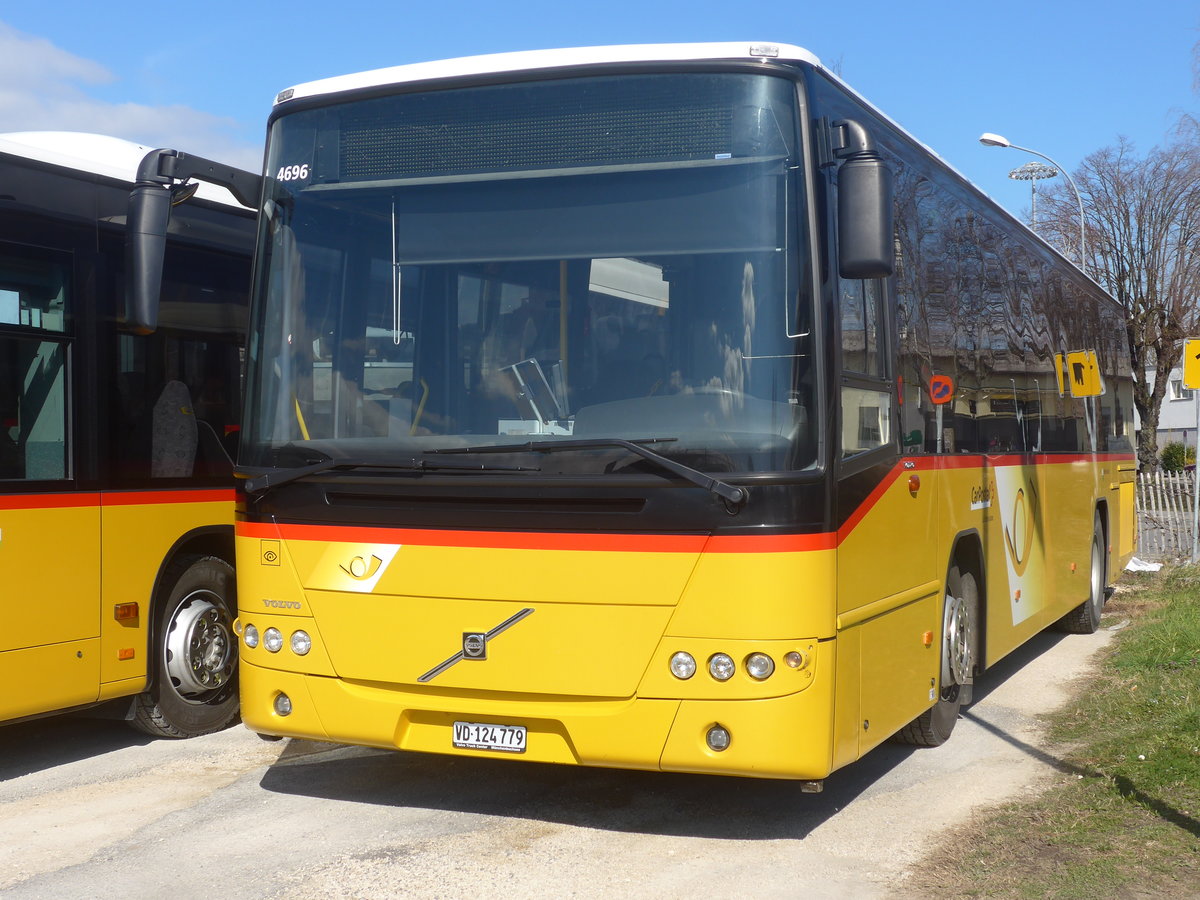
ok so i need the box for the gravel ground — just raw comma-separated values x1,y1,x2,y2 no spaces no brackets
0,625,1114,899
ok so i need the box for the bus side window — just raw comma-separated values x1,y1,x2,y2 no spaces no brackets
0,247,71,481
0,335,68,480
840,278,892,457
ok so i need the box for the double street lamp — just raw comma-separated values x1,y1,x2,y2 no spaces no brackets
979,132,1087,270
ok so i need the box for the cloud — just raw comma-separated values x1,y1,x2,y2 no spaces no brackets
0,23,260,171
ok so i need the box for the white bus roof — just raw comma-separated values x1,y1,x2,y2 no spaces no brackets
276,42,822,106
0,131,252,209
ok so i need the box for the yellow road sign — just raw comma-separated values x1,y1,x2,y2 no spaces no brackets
1065,349,1103,398
1184,338,1200,390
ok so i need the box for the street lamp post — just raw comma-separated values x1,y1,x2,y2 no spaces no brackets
1008,161,1058,230
979,132,1086,270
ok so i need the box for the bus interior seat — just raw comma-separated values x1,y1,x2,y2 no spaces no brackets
150,380,198,478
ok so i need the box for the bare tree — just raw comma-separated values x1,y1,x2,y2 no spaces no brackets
1038,138,1200,468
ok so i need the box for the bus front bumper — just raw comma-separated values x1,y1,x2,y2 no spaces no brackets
240,646,837,780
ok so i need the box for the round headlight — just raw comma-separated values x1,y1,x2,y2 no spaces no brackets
263,627,284,653
784,649,811,670
243,624,260,649
290,630,312,656
708,653,735,681
273,692,292,716
670,651,697,680
745,652,775,680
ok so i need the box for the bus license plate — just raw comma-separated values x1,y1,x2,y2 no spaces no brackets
452,721,527,753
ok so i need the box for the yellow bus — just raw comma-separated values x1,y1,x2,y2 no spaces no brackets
0,132,254,736
141,43,1134,781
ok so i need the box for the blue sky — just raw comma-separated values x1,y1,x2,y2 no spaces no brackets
1,1,1196,220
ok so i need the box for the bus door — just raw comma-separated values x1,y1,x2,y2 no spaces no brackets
833,271,938,755
0,244,101,719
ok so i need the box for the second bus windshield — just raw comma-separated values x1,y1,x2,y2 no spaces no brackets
245,71,816,475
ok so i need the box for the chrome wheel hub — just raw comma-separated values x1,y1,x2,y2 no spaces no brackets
165,592,234,698
942,592,974,687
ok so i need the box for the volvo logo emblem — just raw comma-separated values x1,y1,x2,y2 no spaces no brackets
418,608,535,682
463,633,487,659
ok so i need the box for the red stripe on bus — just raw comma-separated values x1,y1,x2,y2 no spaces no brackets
0,488,236,511
236,521,834,554
100,488,238,506
0,492,99,510
704,533,836,552
930,452,1135,469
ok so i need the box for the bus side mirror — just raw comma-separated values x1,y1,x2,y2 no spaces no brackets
833,119,894,280
126,182,173,335
125,147,263,336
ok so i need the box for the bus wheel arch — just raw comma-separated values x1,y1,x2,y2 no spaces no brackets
895,533,984,747
132,530,239,738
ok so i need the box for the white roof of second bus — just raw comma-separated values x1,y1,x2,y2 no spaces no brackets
0,132,251,209
276,42,822,105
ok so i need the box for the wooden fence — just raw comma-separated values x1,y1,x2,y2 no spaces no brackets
1136,470,1195,562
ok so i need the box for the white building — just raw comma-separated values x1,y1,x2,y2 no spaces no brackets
1136,366,1200,449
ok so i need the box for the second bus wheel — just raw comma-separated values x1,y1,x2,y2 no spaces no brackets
132,554,239,738
1055,514,1107,635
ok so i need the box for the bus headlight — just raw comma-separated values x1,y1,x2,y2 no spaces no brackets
670,651,697,679
290,630,312,656
243,624,260,649
263,627,284,653
745,653,775,680
708,653,735,681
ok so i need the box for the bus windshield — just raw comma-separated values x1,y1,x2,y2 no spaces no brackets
243,72,816,476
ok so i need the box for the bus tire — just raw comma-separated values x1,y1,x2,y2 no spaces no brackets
131,555,239,738
895,564,978,747
1055,513,1106,635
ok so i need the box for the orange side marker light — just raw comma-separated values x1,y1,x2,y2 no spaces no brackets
118,648,135,661
922,630,934,648
114,602,139,621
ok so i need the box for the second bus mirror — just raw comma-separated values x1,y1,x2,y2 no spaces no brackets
837,153,894,280
125,182,172,335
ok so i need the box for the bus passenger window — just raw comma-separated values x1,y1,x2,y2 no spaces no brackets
0,250,70,480
841,384,892,456
839,278,891,458
0,336,68,480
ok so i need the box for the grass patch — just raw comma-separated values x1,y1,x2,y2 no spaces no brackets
911,567,1200,899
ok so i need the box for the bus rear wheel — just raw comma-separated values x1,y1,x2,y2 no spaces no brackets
132,555,239,738
1055,513,1106,634
895,564,978,747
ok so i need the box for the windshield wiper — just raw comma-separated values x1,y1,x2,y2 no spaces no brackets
237,455,537,494
430,438,747,505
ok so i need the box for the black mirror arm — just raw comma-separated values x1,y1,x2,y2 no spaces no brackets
136,149,263,209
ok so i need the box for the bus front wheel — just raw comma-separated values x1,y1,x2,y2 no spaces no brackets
132,555,240,738
895,564,978,747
